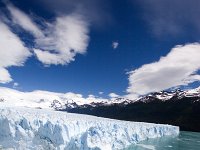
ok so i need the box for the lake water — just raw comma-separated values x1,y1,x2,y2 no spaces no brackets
126,131,200,150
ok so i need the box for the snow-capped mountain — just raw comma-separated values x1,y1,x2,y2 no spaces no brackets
62,87,200,109
0,107,179,150
0,87,107,110
1,86,198,132
138,87,200,102
60,87,200,132
0,86,199,110
61,87,200,109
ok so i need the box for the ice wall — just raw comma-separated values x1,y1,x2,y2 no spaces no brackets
0,107,179,150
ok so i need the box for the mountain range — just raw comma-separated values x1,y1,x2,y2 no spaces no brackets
0,87,199,132
59,87,200,132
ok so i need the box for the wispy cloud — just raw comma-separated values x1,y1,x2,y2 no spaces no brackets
36,0,111,27
6,3,43,37
135,0,200,37
127,43,200,96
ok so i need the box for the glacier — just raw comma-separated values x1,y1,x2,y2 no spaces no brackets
0,107,179,150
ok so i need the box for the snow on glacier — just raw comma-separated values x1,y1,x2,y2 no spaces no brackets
0,107,179,150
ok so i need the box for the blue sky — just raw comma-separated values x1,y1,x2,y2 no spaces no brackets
0,0,200,98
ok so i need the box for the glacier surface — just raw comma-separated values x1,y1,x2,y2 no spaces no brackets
0,107,179,150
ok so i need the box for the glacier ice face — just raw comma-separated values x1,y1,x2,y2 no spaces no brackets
0,107,179,150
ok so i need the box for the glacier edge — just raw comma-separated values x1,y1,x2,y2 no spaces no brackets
0,107,179,150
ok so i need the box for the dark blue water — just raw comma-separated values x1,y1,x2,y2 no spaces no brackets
126,131,200,150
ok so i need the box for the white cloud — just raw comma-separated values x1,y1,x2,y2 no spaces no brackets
34,14,89,65
0,2,90,83
0,68,12,84
0,21,31,83
127,43,200,95
6,3,90,66
112,41,119,49
33,49,74,65
88,94,95,98
99,91,103,95
108,93,119,98
13,82,19,88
